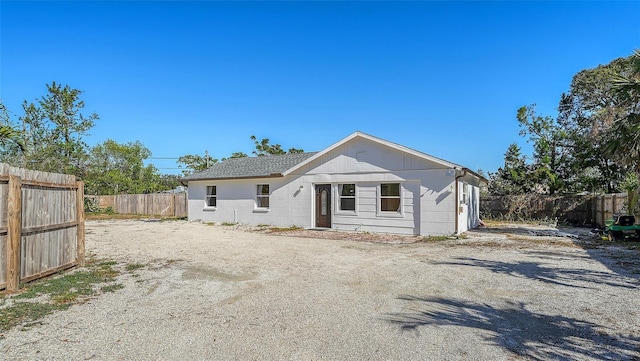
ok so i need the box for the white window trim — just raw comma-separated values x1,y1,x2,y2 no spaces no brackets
335,183,358,215
377,183,404,218
460,183,469,205
255,184,270,211
204,185,217,211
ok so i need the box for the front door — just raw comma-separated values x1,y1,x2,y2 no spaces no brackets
315,184,331,228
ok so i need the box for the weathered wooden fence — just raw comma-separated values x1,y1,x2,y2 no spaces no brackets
593,193,628,227
86,193,187,218
0,163,84,291
481,193,636,227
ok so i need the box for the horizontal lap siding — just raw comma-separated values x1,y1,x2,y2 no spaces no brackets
332,183,417,235
188,179,309,227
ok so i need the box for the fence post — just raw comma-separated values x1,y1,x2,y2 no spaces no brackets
76,181,85,267
7,175,22,291
612,194,617,216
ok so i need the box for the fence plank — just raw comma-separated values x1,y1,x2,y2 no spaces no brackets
87,193,187,217
7,176,22,291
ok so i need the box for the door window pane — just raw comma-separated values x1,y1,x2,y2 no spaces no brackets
321,189,327,215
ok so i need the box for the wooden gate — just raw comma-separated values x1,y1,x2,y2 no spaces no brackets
0,164,85,291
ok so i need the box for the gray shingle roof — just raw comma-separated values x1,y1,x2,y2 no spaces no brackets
182,152,319,181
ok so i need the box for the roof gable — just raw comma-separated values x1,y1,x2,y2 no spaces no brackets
283,131,461,176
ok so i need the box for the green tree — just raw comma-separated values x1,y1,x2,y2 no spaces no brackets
605,50,640,173
489,143,532,195
38,82,98,175
220,151,249,162
250,135,304,156
516,105,572,194
227,151,248,159
620,172,639,217
558,52,640,193
0,83,98,176
0,101,26,152
85,139,161,195
177,151,218,176
158,174,182,191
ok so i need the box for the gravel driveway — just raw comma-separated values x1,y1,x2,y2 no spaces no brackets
1,220,639,360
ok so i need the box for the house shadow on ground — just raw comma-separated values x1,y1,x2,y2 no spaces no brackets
384,295,640,360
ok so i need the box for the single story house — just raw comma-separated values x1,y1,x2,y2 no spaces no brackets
183,131,485,236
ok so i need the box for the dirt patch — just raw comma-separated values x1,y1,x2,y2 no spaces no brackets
1,220,638,360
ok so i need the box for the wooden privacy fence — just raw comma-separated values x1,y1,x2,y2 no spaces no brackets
86,193,187,218
593,193,628,227
481,193,637,227
0,163,84,291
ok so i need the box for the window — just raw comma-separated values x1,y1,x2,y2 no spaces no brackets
339,184,356,211
461,184,469,205
380,183,401,212
206,186,216,207
256,184,269,208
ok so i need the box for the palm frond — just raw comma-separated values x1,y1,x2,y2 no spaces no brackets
0,125,26,152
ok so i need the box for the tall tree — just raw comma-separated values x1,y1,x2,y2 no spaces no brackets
0,83,98,176
516,105,571,194
489,143,532,195
605,50,640,174
38,82,98,175
558,52,639,192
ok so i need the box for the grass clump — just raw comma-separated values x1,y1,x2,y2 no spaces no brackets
268,225,302,232
125,263,145,272
421,235,451,242
221,222,238,226
0,259,124,333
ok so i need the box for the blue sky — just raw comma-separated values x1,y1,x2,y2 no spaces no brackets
1,1,638,175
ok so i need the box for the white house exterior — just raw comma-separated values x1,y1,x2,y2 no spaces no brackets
184,132,485,236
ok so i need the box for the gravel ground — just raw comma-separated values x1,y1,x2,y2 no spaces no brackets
1,219,639,360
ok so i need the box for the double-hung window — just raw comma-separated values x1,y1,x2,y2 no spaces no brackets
461,183,469,205
338,184,356,212
206,186,216,207
380,183,401,213
256,184,270,208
